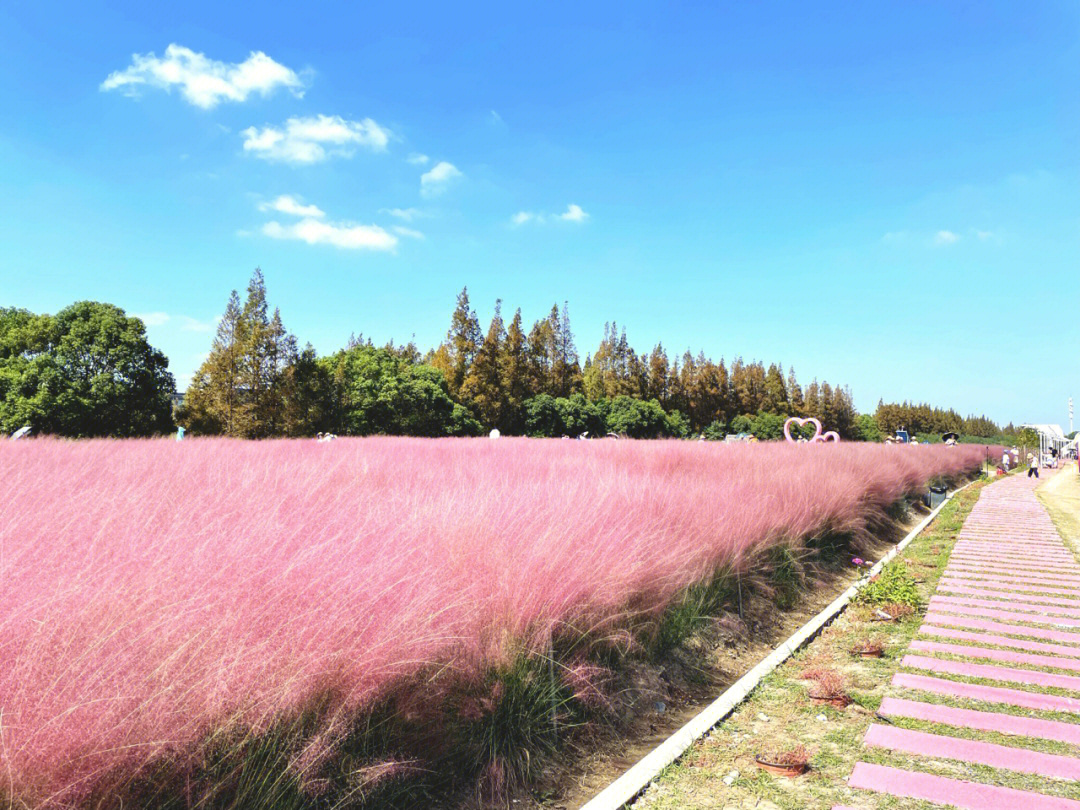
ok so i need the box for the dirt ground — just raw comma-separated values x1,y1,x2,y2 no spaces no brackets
1037,461,1080,551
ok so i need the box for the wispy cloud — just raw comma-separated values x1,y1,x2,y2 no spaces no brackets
406,153,429,165
557,203,589,223
134,311,171,327
975,229,994,241
392,226,425,240
262,219,397,250
511,204,589,226
934,229,960,245
256,198,398,251
133,312,216,332
381,207,423,222
101,44,304,108
242,115,390,164
420,161,463,197
258,194,325,218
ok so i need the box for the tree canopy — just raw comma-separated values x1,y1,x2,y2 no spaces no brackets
0,302,175,437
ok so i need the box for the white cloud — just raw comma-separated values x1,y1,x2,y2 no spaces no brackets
262,218,397,251
179,316,216,333
406,153,429,165
557,203,589,223
392,226,425,239
382,207,423,221
975,229,994,241
134,311,171,327
258,194,325,218
420,161,463,197
241,115,390,164
490,110,505,126
101,44,304,109
513,204,589,226
133,312,215,332
934,230,960,245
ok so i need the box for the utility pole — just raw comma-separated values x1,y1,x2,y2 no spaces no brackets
1070,397,1074,434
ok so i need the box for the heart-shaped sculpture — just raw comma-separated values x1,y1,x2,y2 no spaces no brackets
820,431,840,443
784,417,822,444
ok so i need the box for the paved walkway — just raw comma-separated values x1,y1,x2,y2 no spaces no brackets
837,471,1080,809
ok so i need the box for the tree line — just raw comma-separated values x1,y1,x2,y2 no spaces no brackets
178,270,861,439
0,268,1020,442
873,401,1019,444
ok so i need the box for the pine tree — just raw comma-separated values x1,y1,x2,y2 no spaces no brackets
460,300,506,428
182,290,249,435
786,367,804,416
763,363,789,414
804,380,821,420
441,287,482,397
500,308,530,433
646,343,670,405
179,269,297,437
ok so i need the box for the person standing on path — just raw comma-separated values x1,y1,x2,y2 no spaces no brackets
1028,452,1040,478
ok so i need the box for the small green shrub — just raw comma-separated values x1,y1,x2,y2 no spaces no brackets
767,545,801,609
857,561,920,608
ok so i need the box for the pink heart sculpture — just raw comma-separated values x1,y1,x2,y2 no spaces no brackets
821,431,841,443
783,417,822,444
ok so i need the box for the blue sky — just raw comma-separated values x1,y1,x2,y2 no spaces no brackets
1,1,1077,427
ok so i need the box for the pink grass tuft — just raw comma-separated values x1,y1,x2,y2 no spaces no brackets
0,437,988,804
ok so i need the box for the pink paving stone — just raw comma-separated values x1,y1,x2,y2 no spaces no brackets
952,558,1079,571
909,639,1080,672
949,555,1079,567
953,544,1071,556
942,569,1079,585
938,578,1080,597
892,672,1080,713
920,624,1080,658
953,550,1072,561
924,612,1080,643
951,546,1077,558
879,696,1080,745
932,595,1080,619
952,551,1073,562
944,569,1080,587
935,584,1080,607
863,723,1080,780
848,761,1080,809
946,562,1079,578
948,561,1080,576
902,654,1080,692
929,603,1080,628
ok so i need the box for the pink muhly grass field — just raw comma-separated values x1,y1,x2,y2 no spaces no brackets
0,437,986,804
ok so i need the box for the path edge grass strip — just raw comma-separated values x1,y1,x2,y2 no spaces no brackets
578,479,978,810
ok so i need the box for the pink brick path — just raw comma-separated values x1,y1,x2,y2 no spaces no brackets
842,472,1080,808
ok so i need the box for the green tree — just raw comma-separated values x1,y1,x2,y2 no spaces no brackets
323,345,480,436
433,287,482,399
749,410,785,440
180,269,298,437
499,308,530,433
0,303,175,436
855,413,883,442
460,301,506,428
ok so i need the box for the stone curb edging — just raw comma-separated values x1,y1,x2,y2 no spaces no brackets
577,478,978,810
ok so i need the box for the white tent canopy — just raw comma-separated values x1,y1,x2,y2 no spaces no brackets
1020,423,1068,458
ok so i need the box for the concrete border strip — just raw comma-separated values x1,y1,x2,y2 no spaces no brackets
577,478,978,810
